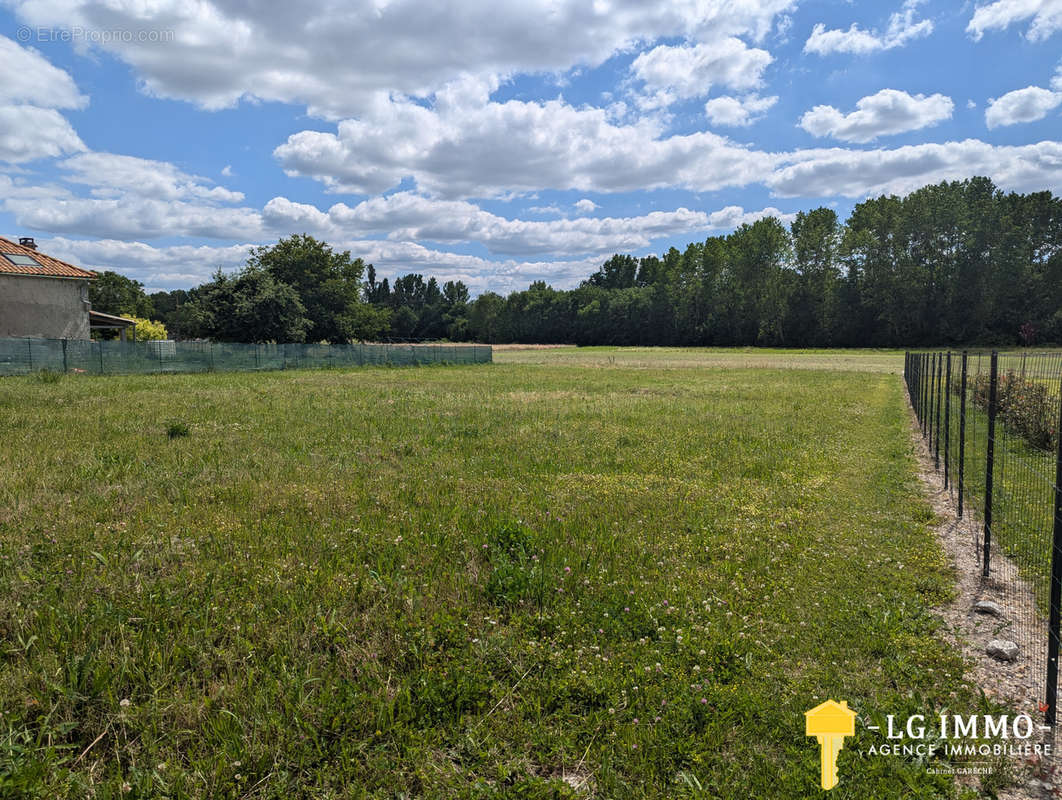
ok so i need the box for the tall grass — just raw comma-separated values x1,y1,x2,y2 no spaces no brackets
0,359,991,798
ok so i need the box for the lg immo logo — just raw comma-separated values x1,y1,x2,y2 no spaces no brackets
805,700,1053,790
805,701,855,790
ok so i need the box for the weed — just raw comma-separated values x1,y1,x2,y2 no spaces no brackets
166,420,190,438
34,369,63,384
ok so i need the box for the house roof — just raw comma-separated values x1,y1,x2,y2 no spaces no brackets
0,237,96,279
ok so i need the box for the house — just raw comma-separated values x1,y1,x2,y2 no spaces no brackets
0,236,96,339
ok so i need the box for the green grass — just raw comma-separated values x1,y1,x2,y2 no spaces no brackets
0,354,993,798
494,346,907,374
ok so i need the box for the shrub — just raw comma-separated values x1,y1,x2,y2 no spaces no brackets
969,370,1056,451
130,317,169,341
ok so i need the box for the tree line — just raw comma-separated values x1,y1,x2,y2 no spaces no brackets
91,177,1062,347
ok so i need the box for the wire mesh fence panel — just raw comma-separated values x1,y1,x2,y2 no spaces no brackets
0,337,492,377
906,350,1062,726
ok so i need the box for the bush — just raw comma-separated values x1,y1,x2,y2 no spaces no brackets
970,370,1056,451
131,317,169,341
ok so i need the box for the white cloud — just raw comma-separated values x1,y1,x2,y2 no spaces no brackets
273,82,774,198
2,150,254,238
37,237,254,289
35,235,606,294
804,1,934,55
526,205,564,217
7,0,797,119
707,205,796,227
967,0,1062,41
14,132,1062,251
3,194,265,240
985,86,1062,127
0,105,85,162
61,153,244,202
768,139,1062,197
775,14,793,42
262,192,783,256
4,161,788,258
0,36,86,108
629,38,773,106
704,93,777,126
799,89,954,143
0,174,71,201
574,199,598,213
0,36,86,162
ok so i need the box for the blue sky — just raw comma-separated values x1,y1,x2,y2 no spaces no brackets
1,0,1060,294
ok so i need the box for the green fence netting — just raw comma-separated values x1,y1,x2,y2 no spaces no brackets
0,337,492,377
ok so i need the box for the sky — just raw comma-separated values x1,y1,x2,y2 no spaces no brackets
0,0,1060,295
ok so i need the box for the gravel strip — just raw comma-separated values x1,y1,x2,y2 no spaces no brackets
906,401,1059,798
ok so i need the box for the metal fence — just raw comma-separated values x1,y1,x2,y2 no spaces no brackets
905,351,1062,724
0,337,492,377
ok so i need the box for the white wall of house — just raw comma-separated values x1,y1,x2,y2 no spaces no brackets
0,274,91,339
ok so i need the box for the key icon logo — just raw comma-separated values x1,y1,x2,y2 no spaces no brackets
805,700,856,790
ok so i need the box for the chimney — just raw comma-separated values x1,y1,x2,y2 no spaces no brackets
19,237,36,250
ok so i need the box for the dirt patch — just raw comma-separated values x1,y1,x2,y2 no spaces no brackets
906,399,1060,798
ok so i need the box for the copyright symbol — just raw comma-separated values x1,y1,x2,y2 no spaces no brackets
16,26,31,42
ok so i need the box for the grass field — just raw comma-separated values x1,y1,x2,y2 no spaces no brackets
494,346,906,374
0,351,1000,798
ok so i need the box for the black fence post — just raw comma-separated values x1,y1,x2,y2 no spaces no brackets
983,351,999,577
924,352,931,436
920,353,926,425
61,338,68,374
958,351,968,518
930,348,938,450
920,354,925,423
910,353,916,409
934,352,943,470
931,352,936,440
928,353,935,445
915,353,922,425
1045,376,1062,727
944,352,951,488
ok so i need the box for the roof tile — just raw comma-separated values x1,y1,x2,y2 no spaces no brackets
0,237,96,279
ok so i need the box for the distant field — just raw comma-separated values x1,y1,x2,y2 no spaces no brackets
0,356,994,798
493,346,906,374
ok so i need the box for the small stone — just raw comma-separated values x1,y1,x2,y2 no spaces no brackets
974,600,1003,617
986,640,1019,662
